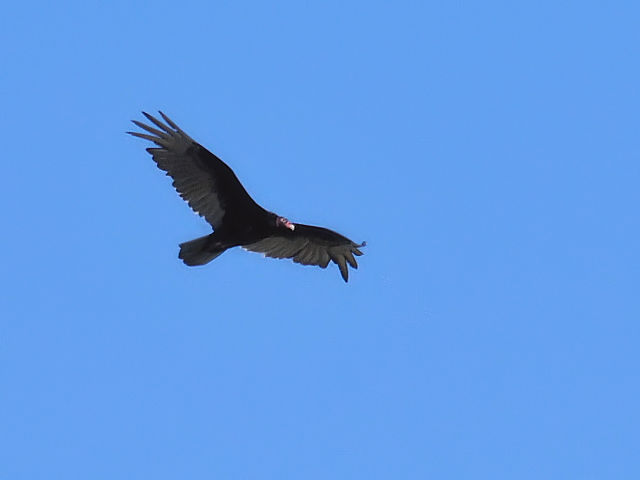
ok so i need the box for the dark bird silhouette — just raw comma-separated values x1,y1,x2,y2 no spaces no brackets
128,112,365,282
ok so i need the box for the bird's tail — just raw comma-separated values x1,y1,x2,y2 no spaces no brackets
178,234,226,266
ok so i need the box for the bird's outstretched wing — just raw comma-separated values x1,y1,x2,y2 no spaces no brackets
128,111,263,229
244,224,365,282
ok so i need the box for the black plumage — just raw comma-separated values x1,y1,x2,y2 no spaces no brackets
128,112,365,282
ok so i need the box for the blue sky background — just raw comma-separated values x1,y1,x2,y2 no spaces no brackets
2,1,639,478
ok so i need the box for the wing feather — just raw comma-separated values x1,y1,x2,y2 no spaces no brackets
344,250,358,269
244,224,365,282
131,120,169,139
128,111,263,229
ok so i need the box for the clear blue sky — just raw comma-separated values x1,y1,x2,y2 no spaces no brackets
2,1,639,478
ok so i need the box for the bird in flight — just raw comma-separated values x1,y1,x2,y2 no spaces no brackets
128,112,365,282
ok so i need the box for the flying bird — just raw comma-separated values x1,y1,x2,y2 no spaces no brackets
128,112,365,282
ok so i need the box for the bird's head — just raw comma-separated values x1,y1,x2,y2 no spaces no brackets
276,216,295,231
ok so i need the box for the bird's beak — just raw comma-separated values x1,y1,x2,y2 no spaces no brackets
286,222,295,231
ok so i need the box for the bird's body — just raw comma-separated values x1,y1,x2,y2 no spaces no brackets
128,112,364,281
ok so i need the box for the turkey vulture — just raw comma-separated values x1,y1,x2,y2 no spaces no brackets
128,112,365,282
